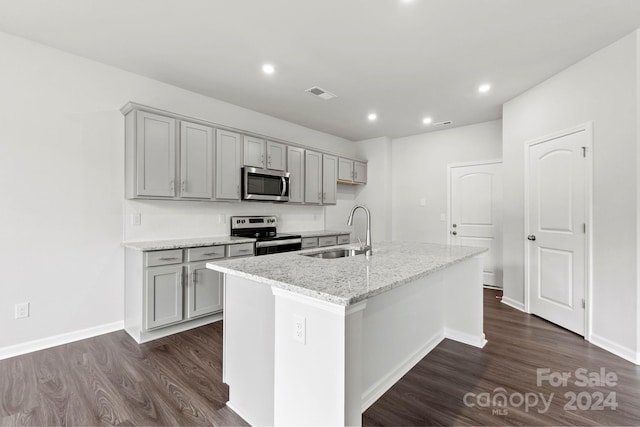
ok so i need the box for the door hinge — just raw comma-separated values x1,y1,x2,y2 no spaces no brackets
582,146,587,158
581,298,585,309
583,223,586,233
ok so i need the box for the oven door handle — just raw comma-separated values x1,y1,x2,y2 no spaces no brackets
281,177,287,197
255,238,301,248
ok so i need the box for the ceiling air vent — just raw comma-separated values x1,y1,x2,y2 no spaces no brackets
305,86,337,100
433,120,453,127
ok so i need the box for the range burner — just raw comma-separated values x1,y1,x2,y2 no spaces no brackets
230,216,302,256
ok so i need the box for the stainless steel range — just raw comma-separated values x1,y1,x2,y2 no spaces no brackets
230,216,302,256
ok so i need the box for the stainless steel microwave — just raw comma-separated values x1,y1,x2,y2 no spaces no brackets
242,167,290,202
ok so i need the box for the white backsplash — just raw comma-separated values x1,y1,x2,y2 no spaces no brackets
124,199,326,241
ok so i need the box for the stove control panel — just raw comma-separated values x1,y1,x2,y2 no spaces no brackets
230,216,277,230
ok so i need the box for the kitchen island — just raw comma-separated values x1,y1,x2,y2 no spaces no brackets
207,242,487,426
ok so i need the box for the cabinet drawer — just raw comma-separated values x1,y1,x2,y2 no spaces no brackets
337,234,351,245
228,243,255,257
145,249,183,267
186,245,226,262
318,236,337,247
301,237,318,249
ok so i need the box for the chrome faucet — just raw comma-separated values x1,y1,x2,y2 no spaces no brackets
347,205,372,256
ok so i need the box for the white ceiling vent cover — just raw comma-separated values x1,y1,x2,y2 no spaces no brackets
305,86,337,100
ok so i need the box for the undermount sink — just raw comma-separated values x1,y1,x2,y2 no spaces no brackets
302,248,367,259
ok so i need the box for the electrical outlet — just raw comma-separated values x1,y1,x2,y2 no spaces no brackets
131,213,141,226
15,302,29,319
293,315,306,344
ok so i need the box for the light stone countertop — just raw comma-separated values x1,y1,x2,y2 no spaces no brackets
123,236,256,251
207,242,487,306
296,230,351,238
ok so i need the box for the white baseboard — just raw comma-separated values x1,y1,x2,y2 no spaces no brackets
0,321,124,361
226,401,259,427
589,333,639,366
501,297,525,312
361,331,445,412
444,328,487,348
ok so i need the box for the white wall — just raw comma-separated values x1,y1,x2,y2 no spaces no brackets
502,31,638,360
0,31,355,352
391,121,503,243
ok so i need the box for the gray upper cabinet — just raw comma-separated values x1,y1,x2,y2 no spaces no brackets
338,157,354,182
134,111,177,198
244,136,266,168
287,146,305,203
144,264,183,330
216,129,242,200
337,157,367,184
354,161,367,184
305,150,322,204
180,121,214,199
322,154,337,205
186,262,223,319
244,137,286,171
266,141,286,171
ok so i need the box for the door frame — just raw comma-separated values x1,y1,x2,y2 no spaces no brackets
446,159,503,245
523,122,593,340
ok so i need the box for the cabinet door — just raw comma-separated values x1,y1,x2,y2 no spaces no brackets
216,130,242,200
186,262,223,319
354,161,367,184
305,150,322,204
322,154,337,205
287,146,305,203
180,121,213,199
338,158,354,182
144,265,183,330
136,111,177,197
243,136,266,168
266,141,286,171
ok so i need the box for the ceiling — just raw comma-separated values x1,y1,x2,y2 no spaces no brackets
1,0,640,141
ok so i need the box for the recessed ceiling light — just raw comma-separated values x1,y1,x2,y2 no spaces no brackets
368,113,377,122
262,63,275,75
401,0,415,3
422,117,433,125
478,83,491,93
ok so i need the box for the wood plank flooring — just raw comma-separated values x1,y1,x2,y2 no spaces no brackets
1,289,639,426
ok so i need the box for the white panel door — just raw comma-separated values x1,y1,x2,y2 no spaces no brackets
180,121,213,199
450,162,503,287
528,130,587,335
216,130,242,200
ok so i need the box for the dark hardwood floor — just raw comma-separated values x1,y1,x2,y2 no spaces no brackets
1,289,639,426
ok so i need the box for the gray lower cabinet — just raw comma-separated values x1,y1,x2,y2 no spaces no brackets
126,242,253,343
301,233,350,249
145,264,184,329
186,262,223,319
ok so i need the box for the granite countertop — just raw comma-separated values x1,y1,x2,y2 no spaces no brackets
297,230,351,238
207,242,487,306
123,236,256,251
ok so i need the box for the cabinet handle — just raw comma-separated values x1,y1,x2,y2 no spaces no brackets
261,153,265,167
181,180,186,192
237,249,252,253
202,252,222,257
323,192,326,200
192,270,197,285
170,180,175,193
159,257,180,261
237,184,240,197
268,155,272,167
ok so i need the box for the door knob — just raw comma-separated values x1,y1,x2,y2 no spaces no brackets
527,235,536,241
452,224,457,228
451,231,457,236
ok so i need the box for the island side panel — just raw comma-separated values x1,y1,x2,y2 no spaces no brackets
360,270,447,410
272,289,366,427
224,276,275,426
444,254,486,347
